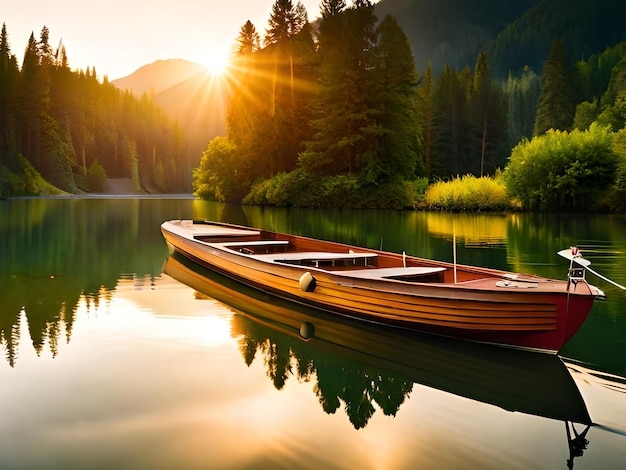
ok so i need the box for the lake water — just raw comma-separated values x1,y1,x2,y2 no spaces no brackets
1,197,625,470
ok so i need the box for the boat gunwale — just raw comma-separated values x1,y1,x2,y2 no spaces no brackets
162,220,587,295
161,219,599,353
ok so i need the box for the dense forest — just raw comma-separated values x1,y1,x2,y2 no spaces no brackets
194,0,626,208
375,0,625,79
0,24,193,197
1,0,625,205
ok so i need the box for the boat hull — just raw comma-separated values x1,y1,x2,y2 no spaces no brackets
163,252,592,426
161,220,600,353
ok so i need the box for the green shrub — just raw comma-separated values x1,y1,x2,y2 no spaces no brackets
244,170,313,206
614,127,626,190
87,159,107,192
193,137,247,201
245,171,417,209
0,166,11,198
0,155,66,196
503,124,618,210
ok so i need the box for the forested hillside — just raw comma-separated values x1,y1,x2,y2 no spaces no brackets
2,0,625,203
491,0,626,77
375,0,625,79
111,60,229,168
193,0,625,209
0,25,193,197
374,0,539,75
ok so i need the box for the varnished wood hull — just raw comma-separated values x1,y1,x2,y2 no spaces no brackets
161,220,601,353
163,252,592,425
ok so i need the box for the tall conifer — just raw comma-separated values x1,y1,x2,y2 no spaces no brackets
0,23,19,167
534,37,577,135
365,14,421,182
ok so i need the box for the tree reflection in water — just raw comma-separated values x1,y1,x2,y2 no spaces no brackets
0,273,84,366
162,251,604,468
0,198,180,366
234,315,413,429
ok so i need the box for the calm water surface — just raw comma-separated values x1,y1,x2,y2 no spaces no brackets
1,198,625,470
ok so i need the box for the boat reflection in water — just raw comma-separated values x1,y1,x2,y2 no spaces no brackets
163,252,593,468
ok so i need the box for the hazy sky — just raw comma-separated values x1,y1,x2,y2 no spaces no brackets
2,0,336,80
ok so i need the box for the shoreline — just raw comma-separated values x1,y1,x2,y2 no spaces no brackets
5,194,195,200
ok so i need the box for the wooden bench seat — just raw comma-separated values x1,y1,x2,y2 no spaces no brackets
253,251,378,267
217,240,290,248
335,266,446,280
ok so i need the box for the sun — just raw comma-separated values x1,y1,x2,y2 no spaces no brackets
202,47,231,77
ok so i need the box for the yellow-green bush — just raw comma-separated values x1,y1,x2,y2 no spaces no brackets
424,175,509,211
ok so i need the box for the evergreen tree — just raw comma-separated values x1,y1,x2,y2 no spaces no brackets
0,23,19,169
421,62,433,178
16,33,44,168
235,20,261,55
300,0,378,176
471,50,508,176
226,19,294,193
1,23,191,195
505,67,541,143
534,37,577,135
297,0,349,175
227,19,264,170
472,50,490,176
38,26,54,67
263,0,311,173
430,65,472,176
264,0,308,114
364,14,422,183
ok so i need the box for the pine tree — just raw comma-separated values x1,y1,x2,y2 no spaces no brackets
300,0,378,176
265,0,308,115
364,14,422,183
421,63,433,178
0,23,19,168
534,37,577,135
505,67,541,143
431,65,472,176
235,20,260,55
472,51,490,176
262,1,311,173
16,33,43,167
470,50,508,176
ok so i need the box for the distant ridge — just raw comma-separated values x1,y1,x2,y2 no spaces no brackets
111,59,229,160
111,59,208,96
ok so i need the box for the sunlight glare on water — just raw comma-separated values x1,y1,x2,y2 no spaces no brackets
114,274,236,348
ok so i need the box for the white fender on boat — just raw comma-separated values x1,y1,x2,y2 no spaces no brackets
299,272,316,292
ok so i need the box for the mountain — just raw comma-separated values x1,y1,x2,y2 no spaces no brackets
374,0,540,75
490,0,626,77
109,0,624,160
112,59,228,159
111,59,208,96
374,0,625,78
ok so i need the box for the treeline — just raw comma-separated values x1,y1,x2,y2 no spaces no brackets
194,0,626,209
0,23,191,197
195,0,509,207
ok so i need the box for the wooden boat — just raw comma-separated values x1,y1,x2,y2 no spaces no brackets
161,219,605,353
163,251,593,430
